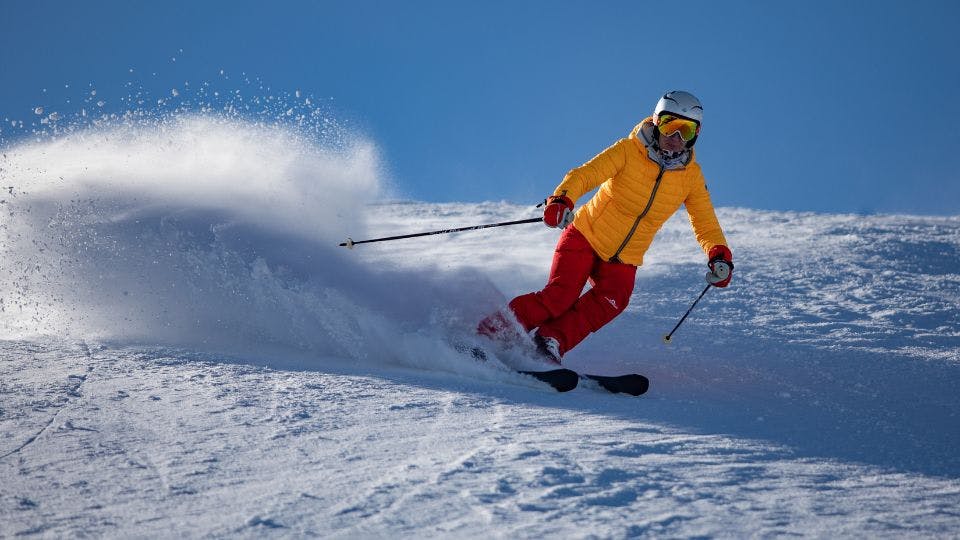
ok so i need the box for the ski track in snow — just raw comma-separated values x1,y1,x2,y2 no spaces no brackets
1,119,960,537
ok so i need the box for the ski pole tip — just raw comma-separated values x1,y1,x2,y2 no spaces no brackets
662,334,673,345
339,237,355,249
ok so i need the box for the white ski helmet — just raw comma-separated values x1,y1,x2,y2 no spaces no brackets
654,90,703,148
654,90,703,123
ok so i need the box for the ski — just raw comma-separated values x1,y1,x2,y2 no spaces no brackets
448,339,645,395
518,368,579,392
580,373,649,396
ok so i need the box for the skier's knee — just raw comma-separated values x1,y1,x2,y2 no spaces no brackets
538,284,582,318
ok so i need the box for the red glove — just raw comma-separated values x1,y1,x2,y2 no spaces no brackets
543,195,574,229
706,245,734,288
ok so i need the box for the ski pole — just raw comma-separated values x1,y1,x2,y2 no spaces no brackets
662,284,712,344
339,217,543,248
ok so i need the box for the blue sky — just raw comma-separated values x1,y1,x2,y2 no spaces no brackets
2,0,958,214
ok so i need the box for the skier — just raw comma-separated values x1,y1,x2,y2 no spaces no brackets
478,90,733,363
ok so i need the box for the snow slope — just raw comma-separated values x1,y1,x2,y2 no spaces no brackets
1,115,959,538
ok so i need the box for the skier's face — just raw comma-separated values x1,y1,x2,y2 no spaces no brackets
659,130,686,154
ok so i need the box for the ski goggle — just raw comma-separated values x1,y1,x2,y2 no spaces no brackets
656,115,700,141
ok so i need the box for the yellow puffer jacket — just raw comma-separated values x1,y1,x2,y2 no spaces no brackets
554,117,728,266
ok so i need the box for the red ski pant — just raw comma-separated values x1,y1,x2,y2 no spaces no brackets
508,226,636,356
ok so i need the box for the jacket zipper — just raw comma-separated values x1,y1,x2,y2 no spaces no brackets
610,164,665,263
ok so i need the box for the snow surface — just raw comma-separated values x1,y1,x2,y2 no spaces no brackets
1,116,959,538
